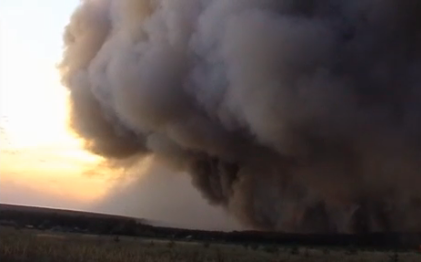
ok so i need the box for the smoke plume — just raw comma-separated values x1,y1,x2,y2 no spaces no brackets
60,0,421,233
92,160,242,231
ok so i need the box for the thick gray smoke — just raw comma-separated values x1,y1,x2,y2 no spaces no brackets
60,0,421,233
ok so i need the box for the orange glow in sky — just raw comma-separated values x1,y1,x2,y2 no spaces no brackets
0,0,111,208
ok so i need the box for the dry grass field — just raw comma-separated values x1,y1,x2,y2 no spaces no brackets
1,226,420,262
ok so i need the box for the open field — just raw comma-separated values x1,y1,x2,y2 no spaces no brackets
1,227,420,262
1,204,421,261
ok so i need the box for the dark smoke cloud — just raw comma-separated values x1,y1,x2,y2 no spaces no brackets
60,0,421,233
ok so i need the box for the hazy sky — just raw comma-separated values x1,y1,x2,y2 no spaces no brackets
0,0,114,208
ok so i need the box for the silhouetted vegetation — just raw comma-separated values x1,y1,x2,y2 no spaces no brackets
1,203,421,252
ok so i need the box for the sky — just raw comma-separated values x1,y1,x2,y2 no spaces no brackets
0,0,110,209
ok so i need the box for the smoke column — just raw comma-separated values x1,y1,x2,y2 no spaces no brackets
60,0,421,233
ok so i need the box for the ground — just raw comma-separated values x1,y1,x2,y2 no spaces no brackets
1,226,420,262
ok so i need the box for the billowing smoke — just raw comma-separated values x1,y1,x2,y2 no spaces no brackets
59,0,421,233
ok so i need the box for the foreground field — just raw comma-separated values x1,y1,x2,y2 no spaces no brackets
1,227,420,262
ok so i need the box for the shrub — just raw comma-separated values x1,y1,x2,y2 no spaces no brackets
263,245,278,253
167,240,175,248
250,243,259,250
290,246,299,255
